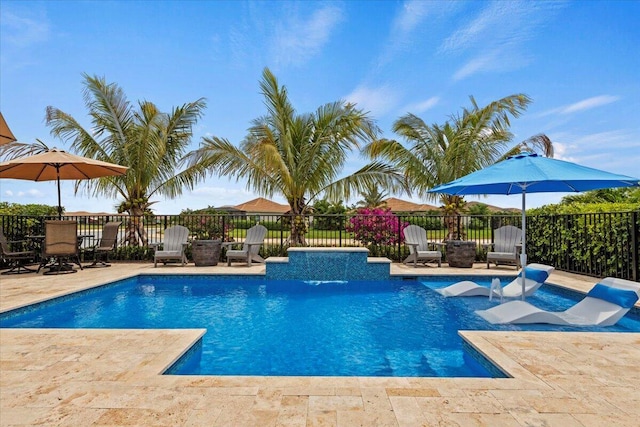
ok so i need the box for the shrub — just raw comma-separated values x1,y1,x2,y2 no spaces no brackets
230,219,257,230
468,217,486,230
180,214,234,241
526,203,639,278
347,207,408,247
312,199,347,230
404,214,445,230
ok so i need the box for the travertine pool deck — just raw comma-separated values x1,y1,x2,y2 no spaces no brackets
1,262,638,426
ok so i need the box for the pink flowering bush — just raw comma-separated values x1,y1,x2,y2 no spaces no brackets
347,207,408,247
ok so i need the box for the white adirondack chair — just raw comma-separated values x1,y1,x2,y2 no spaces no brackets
483,225,522,269
402,225,442,267
222,224,268,266
152,225,190,267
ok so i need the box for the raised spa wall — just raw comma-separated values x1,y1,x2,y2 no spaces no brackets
265,247,391,281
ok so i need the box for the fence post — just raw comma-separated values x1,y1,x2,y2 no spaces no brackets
632,211,639,282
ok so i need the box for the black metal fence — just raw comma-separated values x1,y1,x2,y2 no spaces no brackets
2,211,638,281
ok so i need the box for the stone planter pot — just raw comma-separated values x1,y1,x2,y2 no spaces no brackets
192,239,222,266
445,240,476,268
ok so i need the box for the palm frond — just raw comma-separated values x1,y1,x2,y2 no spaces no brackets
0,139,51,160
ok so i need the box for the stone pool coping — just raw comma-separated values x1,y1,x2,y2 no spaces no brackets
1,262,639,425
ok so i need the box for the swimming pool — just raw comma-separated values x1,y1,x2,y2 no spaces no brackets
1,275,639,378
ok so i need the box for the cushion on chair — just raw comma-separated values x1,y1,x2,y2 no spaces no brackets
226,250,246,257
517,267,550,284
416,250,440,256
489,252,517,260
587,283,639,308
156,250,182,257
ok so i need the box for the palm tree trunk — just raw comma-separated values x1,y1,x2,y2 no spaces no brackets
289,214,308,246
124,208,149,246
442,195,467,240
287,198,308,246
124,218,139,246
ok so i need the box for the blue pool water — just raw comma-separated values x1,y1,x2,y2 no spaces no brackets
1,275,639,378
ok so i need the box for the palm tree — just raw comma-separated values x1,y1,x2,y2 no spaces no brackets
363,94,554,240
0,138,51,159
45,74,207,245
186,68,404,246
355,182,388,208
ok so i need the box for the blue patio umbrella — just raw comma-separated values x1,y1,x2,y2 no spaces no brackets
428,152,640,300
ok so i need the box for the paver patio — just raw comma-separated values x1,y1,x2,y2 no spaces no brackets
1,263,638,426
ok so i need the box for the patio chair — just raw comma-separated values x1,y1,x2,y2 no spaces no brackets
0,228,37,275
475,277,640,326
483,225,522,269
84,221,122,268
38,220,82,275
402,225,442,267
152,225,190,267
434,263,555,298
222,224,267,266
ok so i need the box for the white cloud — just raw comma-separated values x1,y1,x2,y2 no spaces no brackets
392,0,436,34
190,186,252,199
345,85,400,117
442,1,563,80
7,188,46,198
538,96,622,118
377,1,457,66
271,5,344,67
544,130,640,179
560,96,620,114
452,51,498,81
0,10,50,48
552,129,640,149
27,189,46,198
401,96,440,114
549,141,577,162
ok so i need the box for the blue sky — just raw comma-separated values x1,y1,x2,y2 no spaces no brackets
1,0,639,214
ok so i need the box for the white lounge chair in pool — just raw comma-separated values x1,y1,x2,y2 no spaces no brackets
152,225,190,267
483,225,522,269
475,277,640,326
222,224,268,266
434,263,555,298
402,225,442,267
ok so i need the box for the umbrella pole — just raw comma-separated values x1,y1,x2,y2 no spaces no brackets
56,165,62,220
520,189,527,300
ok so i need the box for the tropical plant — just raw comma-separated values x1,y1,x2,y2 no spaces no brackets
560,187,640,205
467,203,491,229
44,74,206,246
185,67,405,246
347,207,408,248
179,206,234,241
312,199,347,230
355,182,388,208
363,94,554,240
0,202,59,239
0,202,58,217
0,138,51,160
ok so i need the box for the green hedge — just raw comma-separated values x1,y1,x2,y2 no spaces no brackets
403,214,445,230
526,203,639,278
230,219,283,231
